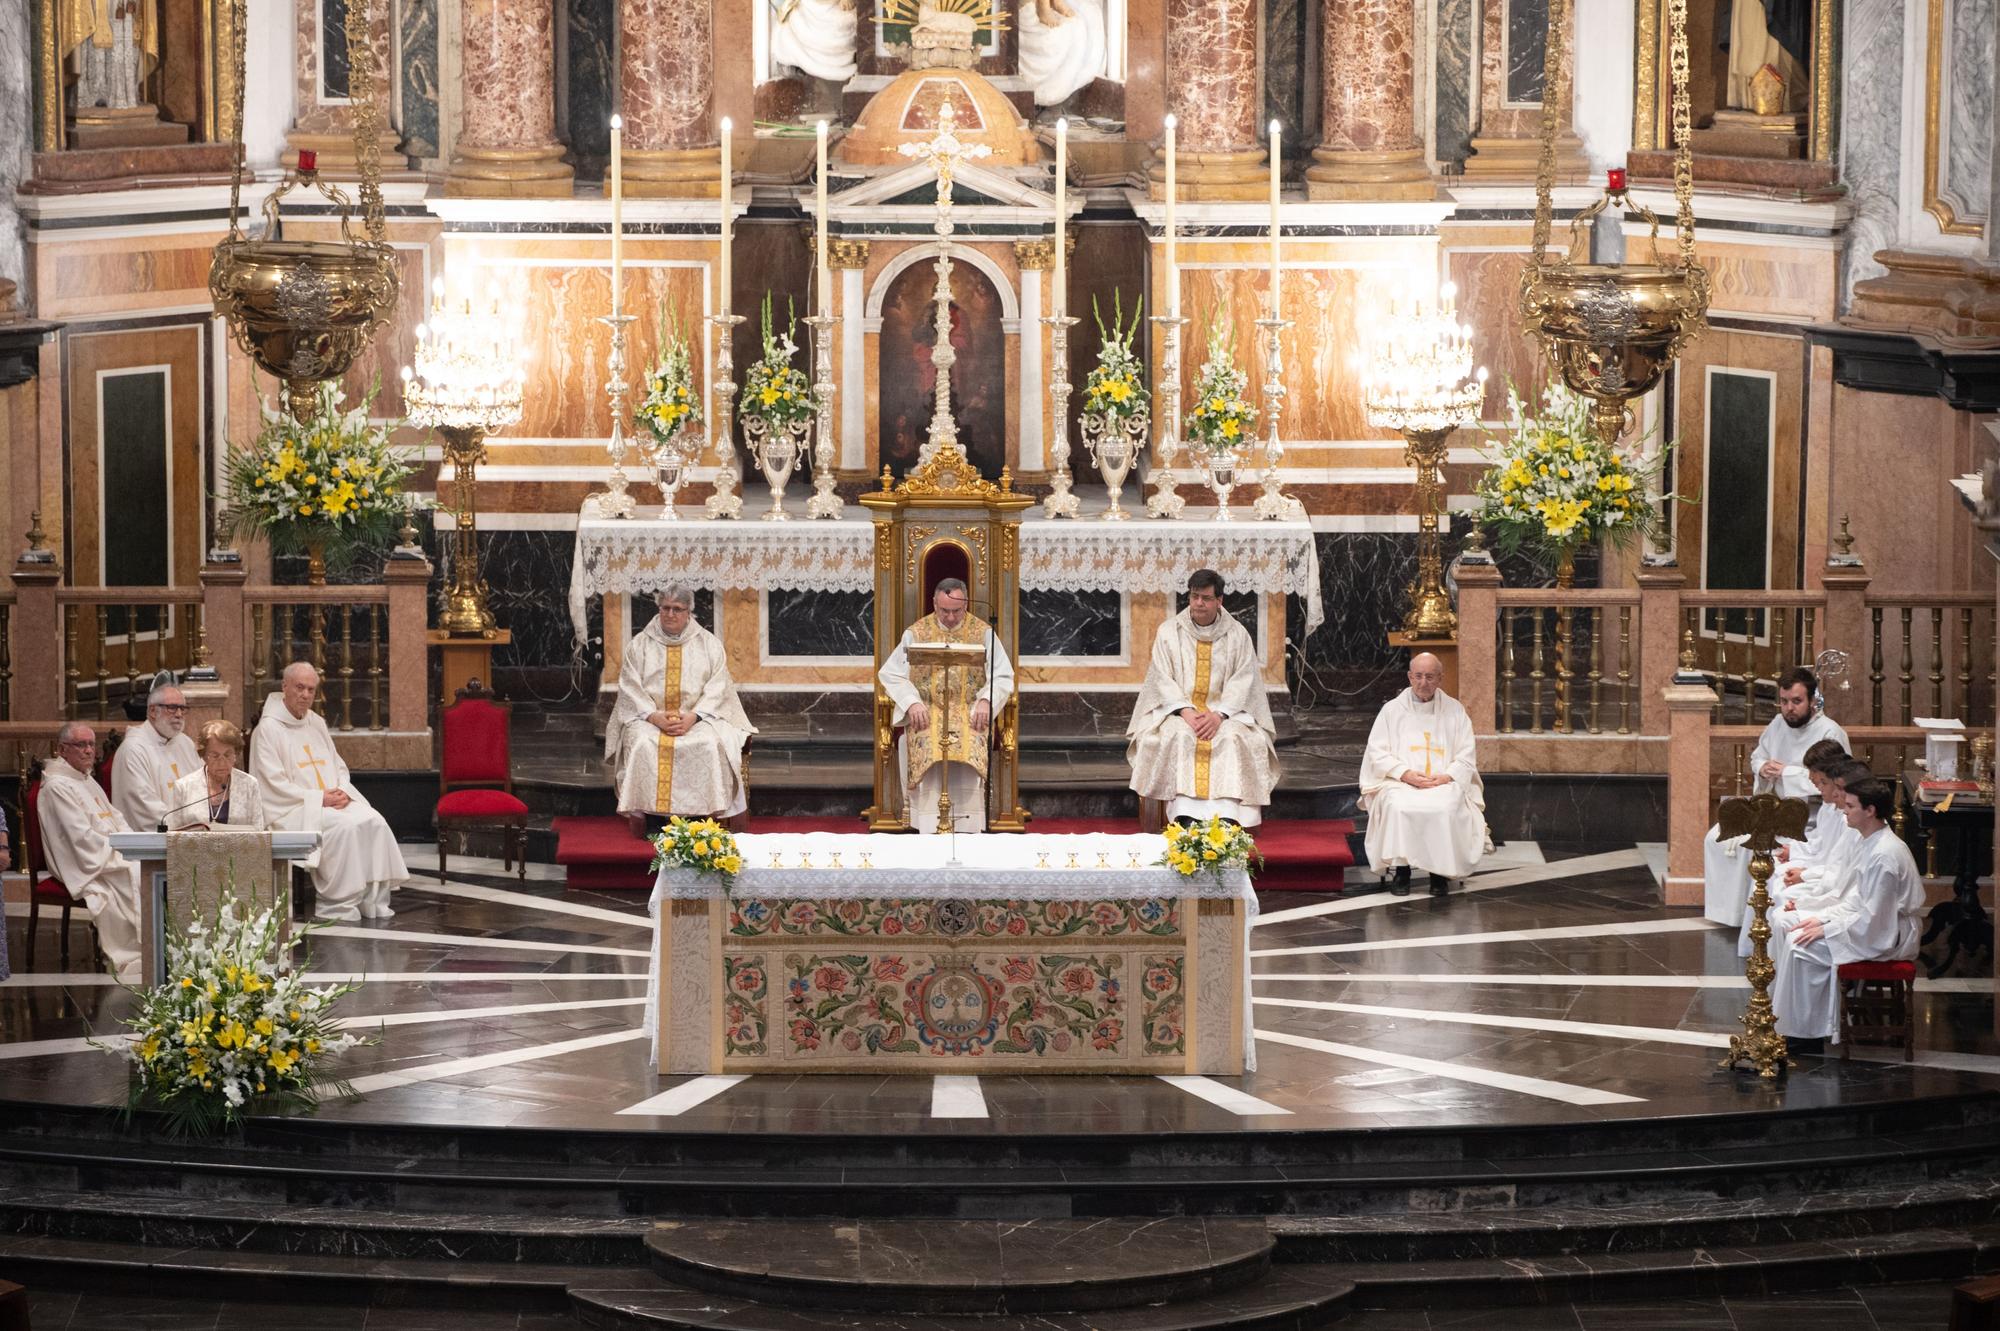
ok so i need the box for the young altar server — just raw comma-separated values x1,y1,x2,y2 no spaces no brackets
1360,651,1490,896
879,577,1014,833
605,584,756,838
251,662,407,921
110,680,200,832
1761,758,1874,946
1768,774,1926,1048
1126,569,1278,828
36,722,142,982
1703,667,1848,930
1734,739,1858,956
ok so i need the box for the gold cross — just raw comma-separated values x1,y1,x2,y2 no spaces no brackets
1410,730,1447,776
298,745,331,791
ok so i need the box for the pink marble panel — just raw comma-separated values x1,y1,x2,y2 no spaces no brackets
1321,0,1418,153
294,0,394,135
1164,0,1259,153
622,0,714,150
460,0,561,151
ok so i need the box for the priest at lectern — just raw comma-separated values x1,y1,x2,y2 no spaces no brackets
879,578,1014,833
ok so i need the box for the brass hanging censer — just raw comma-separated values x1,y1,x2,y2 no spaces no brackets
1518,0,1708,450
208,0,399,422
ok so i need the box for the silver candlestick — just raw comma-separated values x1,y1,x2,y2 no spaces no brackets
584,313,639,520
1251,314,1306,521
803,312,842,519
1145,313,1188,519
1041,312,1081,518
704,311,746,520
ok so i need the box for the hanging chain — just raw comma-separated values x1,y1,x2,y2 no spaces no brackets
1528,0,1570,271
225,0,247,237
1667,0,1696,269
346,0,388,244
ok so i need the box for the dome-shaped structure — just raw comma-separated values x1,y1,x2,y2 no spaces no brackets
839,69,1039,169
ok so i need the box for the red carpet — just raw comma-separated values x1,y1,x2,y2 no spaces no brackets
554,815,1352,892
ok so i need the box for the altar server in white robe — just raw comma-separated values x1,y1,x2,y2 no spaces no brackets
605,584,756,838
1736,741,1858,956
880,578,1014,834
1360,652,1490,895
36,723,142,982
1769,776,1926,1047
1703,667,1849,928
1018,0,1107,111
110,681,200,832
1763,759,1872,949
1126,569,1278,827
251,662,407,922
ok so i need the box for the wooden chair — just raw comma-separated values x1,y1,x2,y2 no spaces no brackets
435,681,528,881
1836,959,1917,1061
22,779,101,973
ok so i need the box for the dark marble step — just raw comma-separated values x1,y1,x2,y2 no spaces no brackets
644,1217,1273,1315
569,1264,1356,1331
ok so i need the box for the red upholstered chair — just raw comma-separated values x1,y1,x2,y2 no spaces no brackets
22,778,101,973
436,682,528,881
1837,959,1917,1062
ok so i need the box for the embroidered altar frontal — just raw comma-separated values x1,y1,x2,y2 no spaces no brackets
652,834,1251,1075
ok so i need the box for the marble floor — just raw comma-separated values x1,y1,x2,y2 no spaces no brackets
2,840,1994,1135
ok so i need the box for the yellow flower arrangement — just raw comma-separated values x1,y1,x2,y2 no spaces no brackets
639,304,705,453
651,816,745,885
741,292,813,431
221,379,414,566
1082,291,1151,425
1157,816,1261,885
1183,312,1257,459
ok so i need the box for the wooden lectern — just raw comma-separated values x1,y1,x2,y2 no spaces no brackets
109,831,320,986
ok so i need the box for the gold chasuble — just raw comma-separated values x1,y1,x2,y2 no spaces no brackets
654,643,686,810
1189,640,1214,797
903,612,993,788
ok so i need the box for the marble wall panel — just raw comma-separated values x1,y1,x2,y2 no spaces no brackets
32,235,222,320
1668,328,1805,594
0,0,27,289
1435,0,1475,166
1829,387,1991,595
1688,235,1839,324
766,589,874,657
322,0,352,100
401,0,441,159
1020,589,1122,658
731,220,814,399
1442,244,1543,417
1947,0,1994,223
1265,0,1313,160
1839,0,1904,305
566,0,617,179
1126,0,1166,140
1504,0,1546,105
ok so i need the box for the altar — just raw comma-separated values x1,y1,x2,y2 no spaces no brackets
648,832,1253,1075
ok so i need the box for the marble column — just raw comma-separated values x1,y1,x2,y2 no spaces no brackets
1462,0,1585,182
832,239,870,472
1148,0,1265,200
0,0,28,288
617,0,717,196
284,0,406,177
1306,0,1433,199
445,0,573,197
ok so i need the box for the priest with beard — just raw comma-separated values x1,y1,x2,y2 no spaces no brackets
1703,666,1848,931
1360,652,1490,895
109,679,200,832
1126,569,1278,828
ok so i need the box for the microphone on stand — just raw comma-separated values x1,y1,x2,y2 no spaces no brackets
156,788,218,833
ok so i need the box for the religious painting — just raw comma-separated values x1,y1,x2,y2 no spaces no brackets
877,259,1008,479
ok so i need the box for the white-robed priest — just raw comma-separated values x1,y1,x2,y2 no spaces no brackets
36,722,142,982
1126,569,1278,828
605,584,757,838
879,578,1014,834
110,680,200,832
250,662,407,921
1768,774,1926,1050
1703,666,1849,930
1360,652,1490,896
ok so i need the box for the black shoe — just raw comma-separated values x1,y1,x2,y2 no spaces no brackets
1787,1036,1826,1056
1391,866,1411,896
1429,874,1450,896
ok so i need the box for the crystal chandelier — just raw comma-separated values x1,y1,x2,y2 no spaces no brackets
1362,280,1487,638
403,279,526,637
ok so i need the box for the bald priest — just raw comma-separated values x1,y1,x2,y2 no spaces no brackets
1360,653,1490,896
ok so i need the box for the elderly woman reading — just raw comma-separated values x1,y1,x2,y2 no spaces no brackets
165,720,266,831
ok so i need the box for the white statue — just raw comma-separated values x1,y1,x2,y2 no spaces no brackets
771,0,859,85
62,0,158,112
1017,0,1105,112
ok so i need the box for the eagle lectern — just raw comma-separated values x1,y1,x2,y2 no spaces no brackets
861,448,1033,832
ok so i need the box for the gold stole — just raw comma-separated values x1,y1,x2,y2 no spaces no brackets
653,644,686,811
1191,640,1214,798
904,613,991,786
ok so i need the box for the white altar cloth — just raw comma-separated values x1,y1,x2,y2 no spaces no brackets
569,501,1322,642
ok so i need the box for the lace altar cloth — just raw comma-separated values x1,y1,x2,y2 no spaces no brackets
569,503,1323,643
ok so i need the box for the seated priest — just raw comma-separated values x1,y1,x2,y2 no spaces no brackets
36,722,142,982
879,577,1015,833
605,584,756,838
166,720,265,831
1758,756,1872,952
250,662,408,922
1359,652,1489,896
1703,667,1849,931
1734,739,1855,956
1769,775,1925,1050
1126,568,1278,827
110,680,200,832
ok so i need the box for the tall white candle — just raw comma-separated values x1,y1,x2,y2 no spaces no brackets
1268,119,1281,320
719,117,732,317
609,114,624,314
1054,118,1068,320
1163,114,1178,319
816,119,831,316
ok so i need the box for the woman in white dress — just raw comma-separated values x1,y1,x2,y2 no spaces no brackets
165,720,265,831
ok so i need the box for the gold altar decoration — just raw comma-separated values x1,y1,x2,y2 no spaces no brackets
1521,0,1707,459
1716,790,1810,1079
208,0,398,424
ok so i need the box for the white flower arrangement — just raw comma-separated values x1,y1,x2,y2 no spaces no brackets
1183,314,1257,457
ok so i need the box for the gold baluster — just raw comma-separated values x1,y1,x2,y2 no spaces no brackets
63,604,78,719
1891,775,1908,838
1732,743,1747,797
0,602,11,721
1930,607,1944,718
1770,609,1786,724
250,603,268,710
125,602,140,704
1587,606,1603,734
1529,610,1546,735
370,603,387,729
1554,602,1573,735
1960,607,1975,726
94,605,110,721
1870,606,1884,724
1899,607,1914,725
338,604,355,732
1714,630,1729,724
1500,608,1516,734
1616,604,1632,735
310,602,328,717
191,600,211,676
1803,607,1815,665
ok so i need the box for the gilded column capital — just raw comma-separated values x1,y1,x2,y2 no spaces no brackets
829,238,872,269
1014,238,1057,270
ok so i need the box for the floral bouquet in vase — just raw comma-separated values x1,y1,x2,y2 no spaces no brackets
1159,816,1261,886
103,899,365,1136
637,305,705,511
1468,378,1669,584
1079,292,1150,515
651,816,745,887
739,295,813,507
1183,313,1258,514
